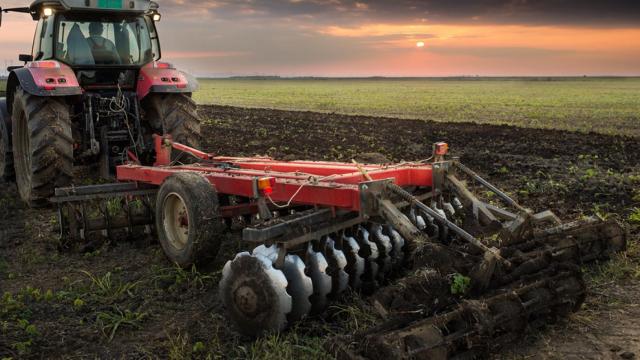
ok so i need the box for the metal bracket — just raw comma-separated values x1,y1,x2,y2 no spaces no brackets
257,197,273,221
243,209,334,243
358,178,393,220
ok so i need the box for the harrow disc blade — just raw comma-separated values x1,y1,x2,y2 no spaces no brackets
253,245,313,322
370,224,393,279
424,215,440,238
409,208,427,231
220,252,292,336
252,244,278,260
306,244,333,314
321,236,349,297
443,202,456,217
342,235,365,289
431,206,450,243
383,225,406,270
411,207,438,238
282,254,314,322
356,226,380,292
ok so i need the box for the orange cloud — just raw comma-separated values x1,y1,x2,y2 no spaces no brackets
163,51,249,59
320,23,640,53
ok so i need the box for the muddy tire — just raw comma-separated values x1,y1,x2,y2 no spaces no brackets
156,172,226,267
11,88,73,207
0,100,14,182
143,94,202,149
0,133,13,182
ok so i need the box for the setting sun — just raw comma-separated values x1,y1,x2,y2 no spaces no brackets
416,41,425,48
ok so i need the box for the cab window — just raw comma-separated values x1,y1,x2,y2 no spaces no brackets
55,15,155,66
31,17,55,60
31,19,43,59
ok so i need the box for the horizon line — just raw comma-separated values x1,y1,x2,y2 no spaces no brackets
2,75,640,81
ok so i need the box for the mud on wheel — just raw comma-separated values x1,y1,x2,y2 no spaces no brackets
156,172,226,267
11,87,73,207
220,252,294,337
0,100,14,182
143,94,202,153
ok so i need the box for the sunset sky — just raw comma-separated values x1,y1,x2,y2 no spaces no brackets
1,0,639,77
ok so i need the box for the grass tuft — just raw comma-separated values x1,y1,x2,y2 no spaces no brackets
96,307,147,341
80,270,139,301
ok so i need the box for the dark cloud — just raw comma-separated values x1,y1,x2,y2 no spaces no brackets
160,0,640,26
146,0,640,76
1,0,638,76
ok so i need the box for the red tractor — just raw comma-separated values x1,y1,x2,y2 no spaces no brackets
0,0,200,206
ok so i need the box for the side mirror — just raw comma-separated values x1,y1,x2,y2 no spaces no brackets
19,54,33,62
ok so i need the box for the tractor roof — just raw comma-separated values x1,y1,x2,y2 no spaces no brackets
29,0,158,18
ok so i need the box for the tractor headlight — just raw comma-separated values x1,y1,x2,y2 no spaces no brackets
152,13,161,22
43,8,53,17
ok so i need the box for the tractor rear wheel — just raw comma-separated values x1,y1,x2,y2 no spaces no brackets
11,88,73,207
156,172,226,267
0,126,14,183
0,100,14,182
143,94,202,151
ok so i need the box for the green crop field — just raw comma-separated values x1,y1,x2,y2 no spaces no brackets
194,78,640,137
3,78,639,136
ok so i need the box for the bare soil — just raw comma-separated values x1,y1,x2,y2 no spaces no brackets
1,105,638,359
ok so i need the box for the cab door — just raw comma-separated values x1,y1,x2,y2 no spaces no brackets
31,16,55,61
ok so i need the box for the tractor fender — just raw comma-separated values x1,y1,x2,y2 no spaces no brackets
0,98,10,145
137,61,199,100
6,62,82,113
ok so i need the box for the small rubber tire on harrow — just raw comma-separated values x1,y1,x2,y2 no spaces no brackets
0,99,15,182
11,87,73,207
143,93,201,151
156,172,226,267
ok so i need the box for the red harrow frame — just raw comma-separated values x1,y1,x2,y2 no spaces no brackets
52,135,626,340
123,134,435,212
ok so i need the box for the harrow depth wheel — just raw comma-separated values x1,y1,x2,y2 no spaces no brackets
156,173,226,267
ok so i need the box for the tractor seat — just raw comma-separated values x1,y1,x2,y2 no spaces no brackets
66,24,95,65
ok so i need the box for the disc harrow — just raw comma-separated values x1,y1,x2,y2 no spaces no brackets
355,266,587,360
327,218,626,359
50,136,627,347
220,221,411,334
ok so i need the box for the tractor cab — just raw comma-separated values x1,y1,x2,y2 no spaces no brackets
26,0,162,88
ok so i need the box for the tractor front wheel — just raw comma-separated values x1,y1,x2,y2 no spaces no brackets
11,88,73,207
156,172,226,267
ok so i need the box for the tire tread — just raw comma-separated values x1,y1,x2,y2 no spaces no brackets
11,88,73,207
